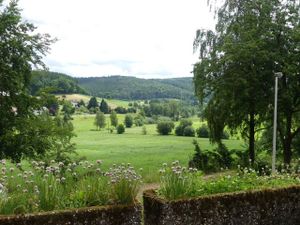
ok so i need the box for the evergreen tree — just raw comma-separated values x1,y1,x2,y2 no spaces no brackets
100,99,109,114
87,96,98,109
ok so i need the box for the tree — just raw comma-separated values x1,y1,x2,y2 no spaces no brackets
100,99,109,114
110,111,118,127
62,100,75,122
273,1,300,164
193,0,292,164
157,120,175,135
0,0,55,161
124,114,133,128
94,111,106,130
87,96,98,109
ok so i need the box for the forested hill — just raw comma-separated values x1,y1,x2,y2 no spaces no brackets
30,71,87,95
77,76,195,100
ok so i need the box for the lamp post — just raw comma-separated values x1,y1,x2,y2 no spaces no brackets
272,72,283,174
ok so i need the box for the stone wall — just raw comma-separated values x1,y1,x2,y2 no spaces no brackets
143,185,300,225
0,203,142,225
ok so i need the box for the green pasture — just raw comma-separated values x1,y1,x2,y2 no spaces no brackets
73,115,245,182
56,94,130,109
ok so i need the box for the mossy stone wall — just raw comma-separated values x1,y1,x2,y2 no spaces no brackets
0,203,142,225
143,186,300,225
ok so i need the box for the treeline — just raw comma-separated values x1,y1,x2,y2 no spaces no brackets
77,76,195,100
30,70,87,95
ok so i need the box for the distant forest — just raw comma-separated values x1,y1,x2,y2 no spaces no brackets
30,71,196,100
30,71,87,95
78,76,195,100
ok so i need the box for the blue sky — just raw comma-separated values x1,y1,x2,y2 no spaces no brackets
19,0,215,78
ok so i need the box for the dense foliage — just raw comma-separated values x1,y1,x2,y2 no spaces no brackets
0,0,68,161
77,76,195,100
193,0,300,165
30,71,87,95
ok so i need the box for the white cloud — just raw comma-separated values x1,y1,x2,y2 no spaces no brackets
18,0,215,78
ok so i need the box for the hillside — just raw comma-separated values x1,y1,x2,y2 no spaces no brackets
77,76,195,100
30,71,87,95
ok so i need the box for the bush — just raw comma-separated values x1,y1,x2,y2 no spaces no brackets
157,121,175,135
117,124,125,134
115,106,127,114
196,125,209,138
175,119,193,136
183,126,195,137
134,115,144,127
124,114,133,128
142,126,147,135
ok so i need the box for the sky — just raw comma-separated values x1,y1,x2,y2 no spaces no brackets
18,0,216,78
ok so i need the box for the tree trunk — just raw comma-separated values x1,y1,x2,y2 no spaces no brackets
249,112,255,165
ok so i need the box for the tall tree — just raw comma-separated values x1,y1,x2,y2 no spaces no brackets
193,0,285,164
94,111,106,130
274,1,300,164
0,0,55,160
87,96,98,109
110,111,118,127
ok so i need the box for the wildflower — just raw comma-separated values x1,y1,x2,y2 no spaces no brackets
96,160,102,164
9,168,14,173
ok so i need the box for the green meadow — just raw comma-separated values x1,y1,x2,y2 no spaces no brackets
73,115,245,182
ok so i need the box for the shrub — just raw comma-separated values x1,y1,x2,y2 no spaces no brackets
175,119,193,136
196,125,209,138
134,115,144,127
117,124,125,134
183,126,195,137
142,126,147,135
157,121,175,135
158,161,200,200
115,106,127,114
124,114,133,128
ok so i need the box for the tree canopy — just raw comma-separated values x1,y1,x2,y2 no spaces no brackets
194,0,300,164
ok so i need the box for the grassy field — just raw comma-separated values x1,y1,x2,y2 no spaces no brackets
56,94,130,109
73,114,245,182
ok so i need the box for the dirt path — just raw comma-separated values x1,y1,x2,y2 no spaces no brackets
137,183,160,201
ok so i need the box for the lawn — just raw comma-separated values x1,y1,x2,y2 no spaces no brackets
73,115,245,182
